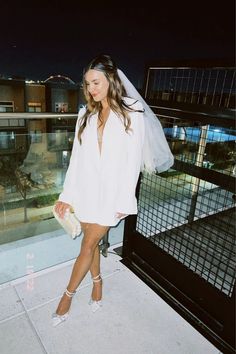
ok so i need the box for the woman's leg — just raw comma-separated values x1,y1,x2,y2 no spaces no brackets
81,222,102,286
87,220,103,301
90,244,102,301
55,223,109,316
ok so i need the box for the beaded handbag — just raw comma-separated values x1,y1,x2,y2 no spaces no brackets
52,205,82,239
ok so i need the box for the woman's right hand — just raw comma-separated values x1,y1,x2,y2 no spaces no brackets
54,201,71,219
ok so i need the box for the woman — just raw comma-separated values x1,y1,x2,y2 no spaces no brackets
52,54,173,327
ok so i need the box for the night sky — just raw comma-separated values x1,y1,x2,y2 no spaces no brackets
0,0,235,87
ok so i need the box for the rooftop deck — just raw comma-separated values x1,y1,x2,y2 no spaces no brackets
0,238,221,354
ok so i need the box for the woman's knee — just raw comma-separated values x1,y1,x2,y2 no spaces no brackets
80,239,97,257
79,224,109,257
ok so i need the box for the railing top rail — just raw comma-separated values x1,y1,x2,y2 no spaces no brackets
148,100,235,127
144,59,235,69
147,66,236,70
147,99,235,117
0,113,78,119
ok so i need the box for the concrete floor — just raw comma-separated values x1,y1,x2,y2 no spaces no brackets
0,242,221,354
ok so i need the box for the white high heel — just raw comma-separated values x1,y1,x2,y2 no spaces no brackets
52,288,76,327
89,274,102,313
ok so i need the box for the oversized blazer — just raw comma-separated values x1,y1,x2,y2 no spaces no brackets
59,97,145,226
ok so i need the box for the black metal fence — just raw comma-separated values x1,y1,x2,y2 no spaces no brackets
122,65,236,354
137,121,235,297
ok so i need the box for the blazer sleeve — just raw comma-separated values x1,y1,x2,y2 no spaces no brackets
58,107,85,205
116,102,145,214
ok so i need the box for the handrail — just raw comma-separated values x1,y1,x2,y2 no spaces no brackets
148,100,235,127
0,113,78,119
147,66,236,70
143,66,236,111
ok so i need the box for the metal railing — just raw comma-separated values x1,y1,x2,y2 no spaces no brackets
137,113,235,297
144,67,235,109
123,64,235,351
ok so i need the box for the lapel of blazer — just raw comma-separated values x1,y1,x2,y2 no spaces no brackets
90,112,101,169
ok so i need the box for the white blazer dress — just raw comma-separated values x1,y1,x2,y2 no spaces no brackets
59,97,145,226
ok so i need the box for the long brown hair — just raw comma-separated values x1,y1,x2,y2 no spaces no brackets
78,54,140,143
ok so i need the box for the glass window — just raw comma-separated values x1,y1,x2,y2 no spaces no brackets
0,101,14,112
30,130,42,143
0,131,15,149
28,104,42,112
55,103,68,113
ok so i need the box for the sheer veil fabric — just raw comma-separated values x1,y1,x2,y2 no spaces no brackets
117,69,174,173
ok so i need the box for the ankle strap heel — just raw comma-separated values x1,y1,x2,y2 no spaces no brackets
92,274,102,283
89,274,103,313
52,288,76,327
64,289,76,298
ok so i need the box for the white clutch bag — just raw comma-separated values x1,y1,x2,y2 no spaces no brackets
52,205,82,239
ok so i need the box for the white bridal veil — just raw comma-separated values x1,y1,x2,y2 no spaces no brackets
117,69,174,173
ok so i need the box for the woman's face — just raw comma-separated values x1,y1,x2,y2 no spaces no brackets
85,69,109,103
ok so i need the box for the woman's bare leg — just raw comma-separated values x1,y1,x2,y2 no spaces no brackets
87,219,102,301
55,223,109,316
82,222,102,287
90,244,102,301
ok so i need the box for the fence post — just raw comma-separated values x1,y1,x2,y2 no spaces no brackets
188,125,209,222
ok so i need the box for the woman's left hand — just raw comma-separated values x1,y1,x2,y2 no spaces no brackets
116,212,128,219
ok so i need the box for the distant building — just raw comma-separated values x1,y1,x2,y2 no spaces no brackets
0,74,82,114
43,75,79,113
25,83,46,112
0,77,25,112
0,75,82,186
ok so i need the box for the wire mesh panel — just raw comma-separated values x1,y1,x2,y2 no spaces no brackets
137,173,235,296
123,66,236,352
145,67,236,109
136,119,236,297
